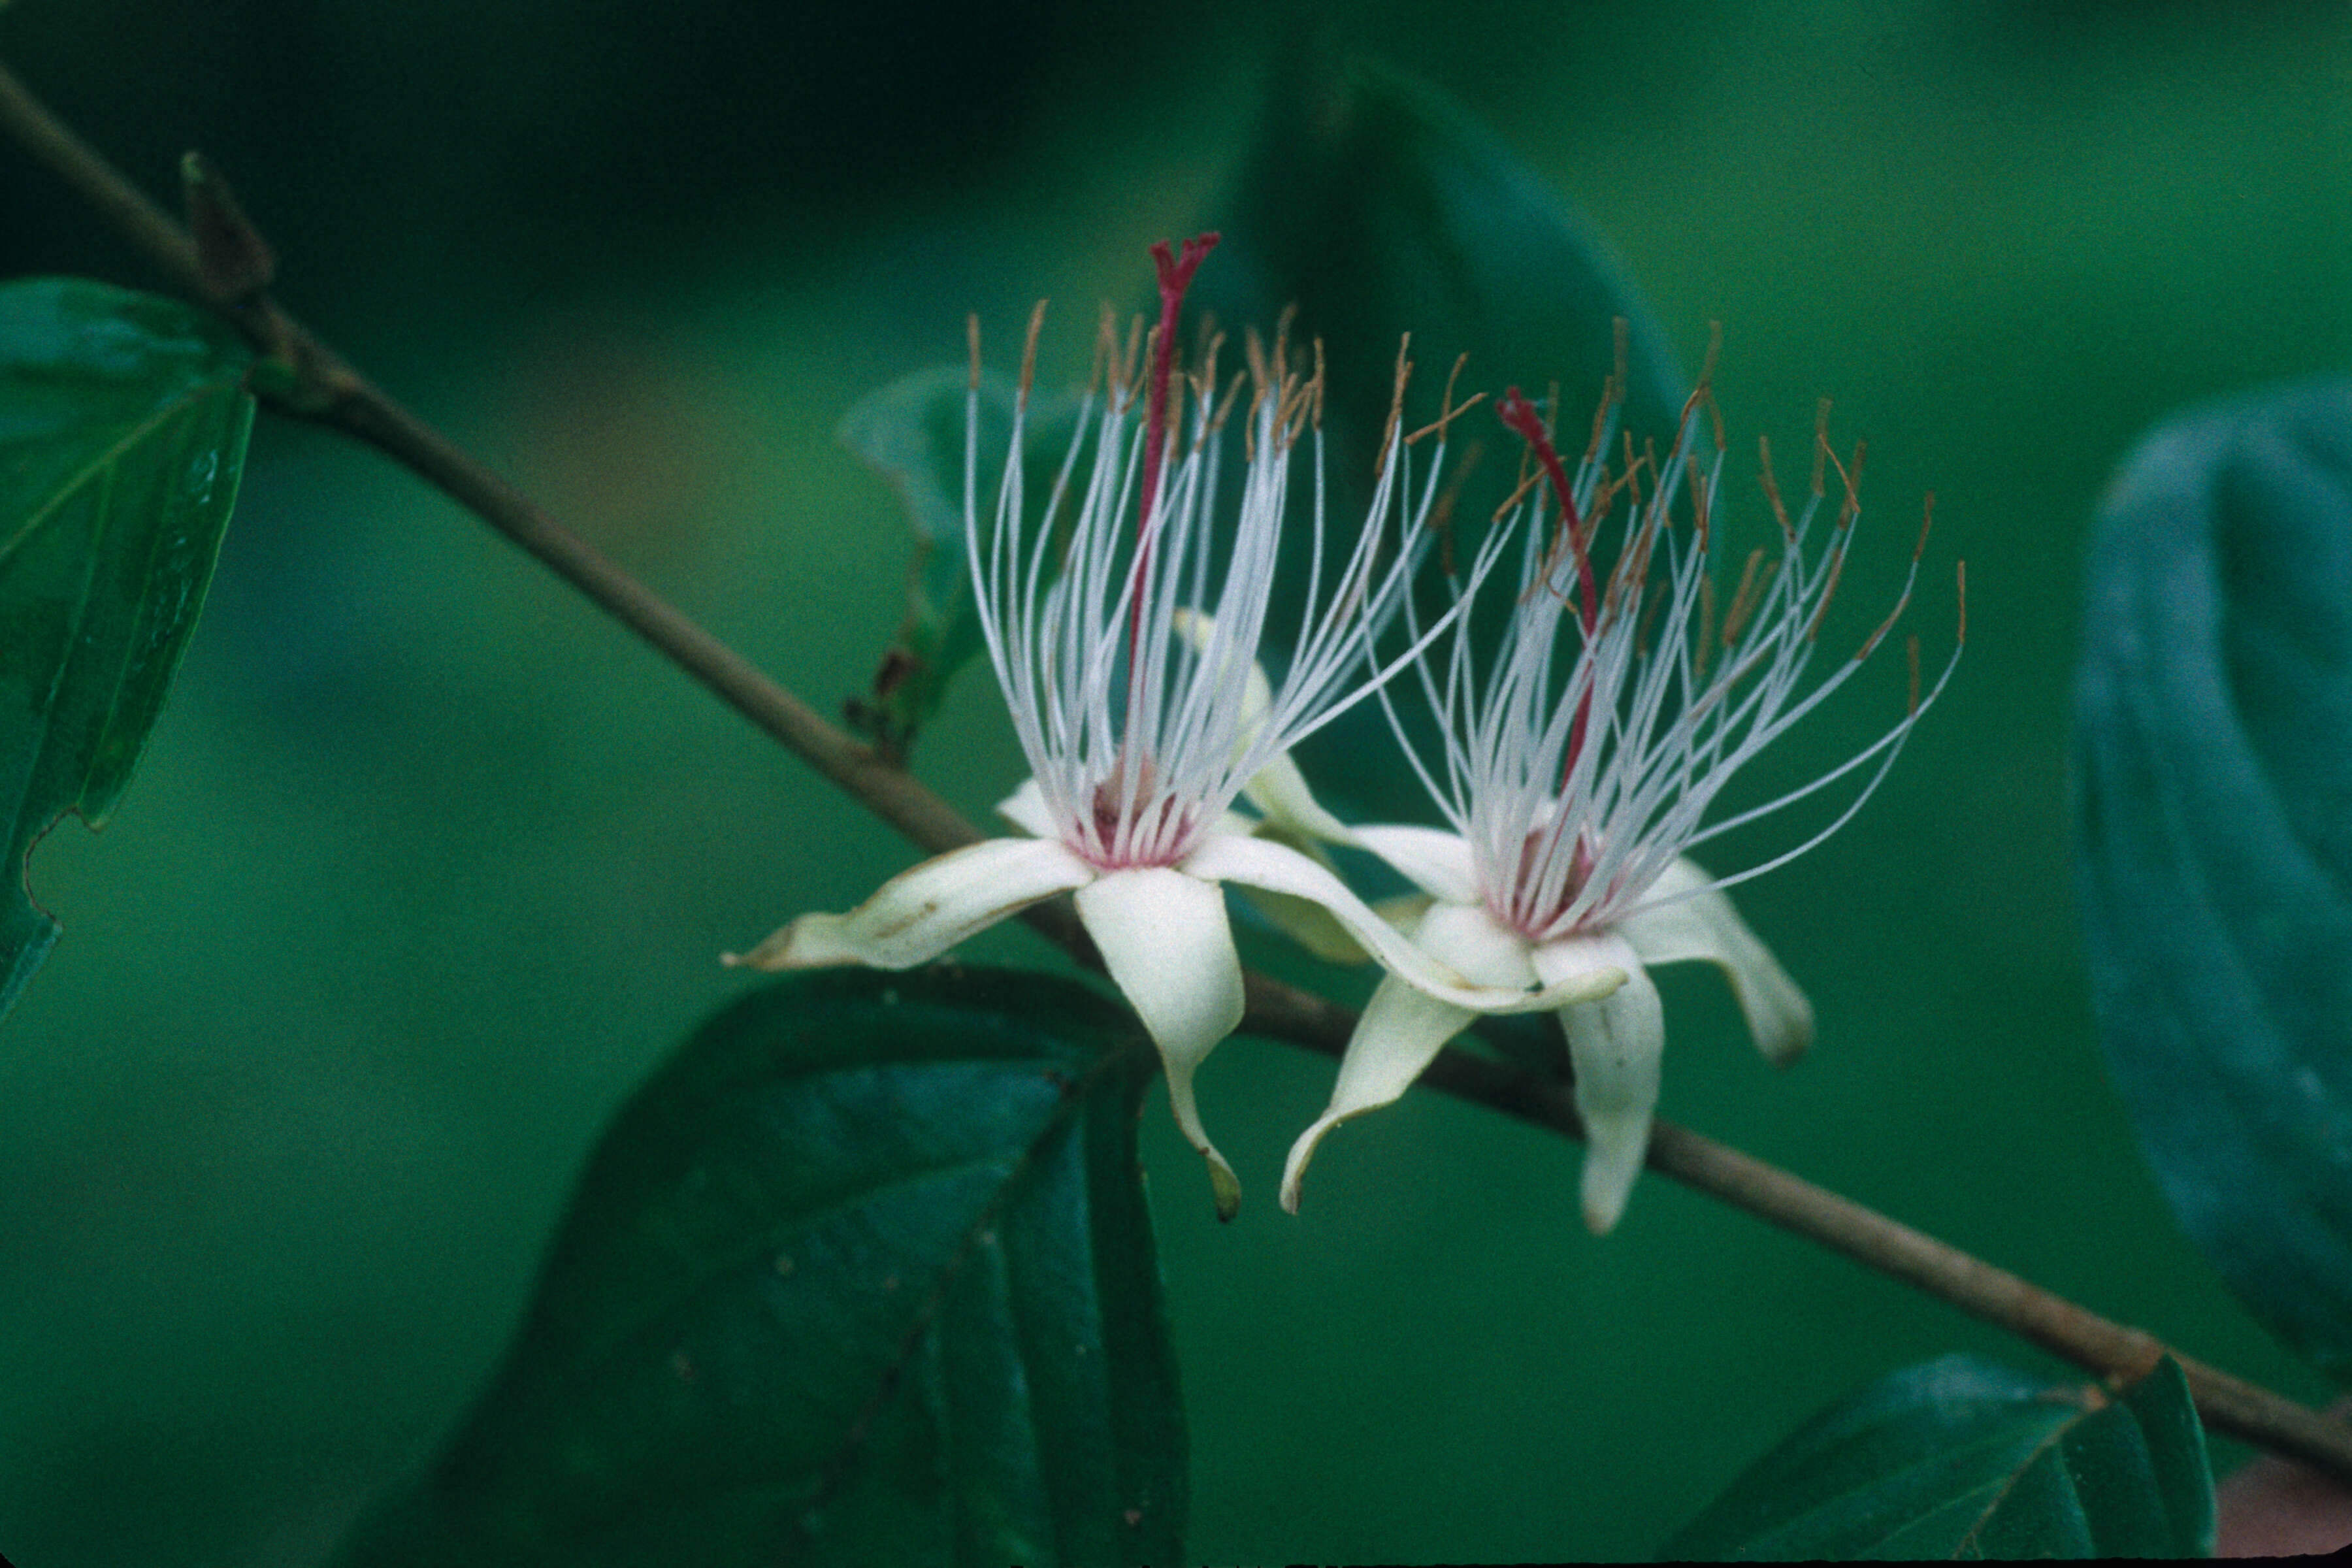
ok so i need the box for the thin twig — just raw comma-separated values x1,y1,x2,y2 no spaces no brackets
4,52,2345,1485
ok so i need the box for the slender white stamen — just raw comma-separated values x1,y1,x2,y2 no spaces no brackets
966,310,1486,875
1391,377,1963,943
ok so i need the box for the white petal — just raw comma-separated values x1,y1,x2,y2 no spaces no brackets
1171,608,1359,845
1279,901,1533,1213
1371,892,1437,932
1241,751,1361,845
1533,933,1663,1235
994,777,1057,840
1183,834,1621,1014
1411,900,1540,987
1617,857,1814,1066
725,837,1095,972
1225,815,1369,964
1350,824,1484,905
1074,868,1248,1220
1282,973,1475,1213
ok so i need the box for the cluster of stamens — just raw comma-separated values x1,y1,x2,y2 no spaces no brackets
966,233,1484,877
1386,327,1964,943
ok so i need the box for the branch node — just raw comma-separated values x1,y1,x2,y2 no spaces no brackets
180,150,276,302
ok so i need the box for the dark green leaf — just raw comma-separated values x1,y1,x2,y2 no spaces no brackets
1186,43,1687,822
337,968,1184,1568
837,367,1078,760
2073,379,2352,1377
1661,1354,2213,1561
0,277,253,1019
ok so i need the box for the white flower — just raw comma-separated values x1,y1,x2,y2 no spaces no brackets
1281,362,1963,1233
729,236,1622,1218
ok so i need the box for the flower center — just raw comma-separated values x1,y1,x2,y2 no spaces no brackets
1073,757,1196,872
1496,821,1601,938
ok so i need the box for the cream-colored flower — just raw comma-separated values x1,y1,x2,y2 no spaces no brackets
730,237,1620,1217
1282,369,1961,1233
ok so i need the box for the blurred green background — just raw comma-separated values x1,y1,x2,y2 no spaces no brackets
3,1,2349,1563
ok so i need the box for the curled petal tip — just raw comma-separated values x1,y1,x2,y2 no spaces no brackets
1574,1098,1653,1236
1279,1114,1343,1215
1576,1117,1649,1234
1580,1184,1631,1236
1208,1155,1243,1223
722,921,809,972
1618,859,1812,1067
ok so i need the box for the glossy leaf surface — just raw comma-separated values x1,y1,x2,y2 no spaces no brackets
1663,1354,2213,1560
338,968,1184,1568
2074,379,2352,1376
0,278,252,1018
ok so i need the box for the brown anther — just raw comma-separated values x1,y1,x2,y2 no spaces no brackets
1492,462,1546,525
1722,547,1768,646
1019,299,1048,406
1188,330,1225,407
1906,635,1923,715
1090,304,1118,399
1855,574,1912,662
1810,400,1833,498
1187,336,1226,453
1243,325,1269,396
1379,333,1413,470
1273,302,1298,384
967,313,982,392
1914,492,1937,561
1407,388,1486,448
1584,359,1622,467
1211,368,1247,436
1955,560,1968,645
1617,489,1666,600
1426,438,1482,576
1831,440,1867,529
1275,370,1316,448
1805,540,1849,642
1757,434,1797,544
1167,360,1189,445
1119,312,1145,410
1311,337,1327,429
1406,354,1479,447
1635,574,1667,657
1673,328,1723,451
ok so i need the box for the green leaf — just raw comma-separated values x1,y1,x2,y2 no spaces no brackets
1661,1354,2214,1561
2073,379,2352,1376
336,968,1185,1568
838,367,1079,760
1,277,253,1019
1186,44,1688,822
